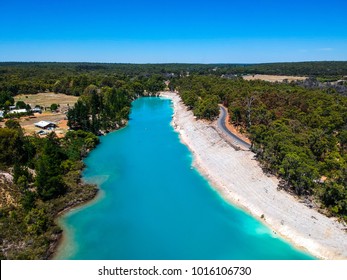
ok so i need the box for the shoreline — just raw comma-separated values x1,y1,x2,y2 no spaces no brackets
161,91,347,260
50,126,127,259
48,186,99,259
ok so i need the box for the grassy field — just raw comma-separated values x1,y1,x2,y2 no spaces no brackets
14,92,78,111
243,74,307,82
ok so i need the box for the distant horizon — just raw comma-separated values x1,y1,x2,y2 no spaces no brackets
1,60,347,65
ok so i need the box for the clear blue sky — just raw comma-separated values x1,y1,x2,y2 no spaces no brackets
1,0,346,63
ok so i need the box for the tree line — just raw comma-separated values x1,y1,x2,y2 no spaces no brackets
1,62,346,97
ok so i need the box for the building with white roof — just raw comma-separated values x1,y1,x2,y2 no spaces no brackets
34,121,57,129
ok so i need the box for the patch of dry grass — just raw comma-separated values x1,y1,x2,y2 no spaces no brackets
243,74,307,83
14,92,78,111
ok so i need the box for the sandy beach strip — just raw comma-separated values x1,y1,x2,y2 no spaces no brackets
161,91,347,260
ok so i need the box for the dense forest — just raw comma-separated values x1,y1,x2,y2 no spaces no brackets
175,75,347,221
1,61,347,97
1,61,347,259
0,124,99,259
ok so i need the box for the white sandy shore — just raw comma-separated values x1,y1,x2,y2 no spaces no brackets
161,91,347,260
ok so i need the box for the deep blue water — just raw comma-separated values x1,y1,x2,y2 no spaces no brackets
56,97,313,260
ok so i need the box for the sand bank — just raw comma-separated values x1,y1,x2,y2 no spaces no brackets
161,91,347,260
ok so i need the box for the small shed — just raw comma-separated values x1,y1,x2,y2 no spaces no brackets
34,121,57,129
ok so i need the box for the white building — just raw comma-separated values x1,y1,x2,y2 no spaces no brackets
9,109,27,114
34,121,57,129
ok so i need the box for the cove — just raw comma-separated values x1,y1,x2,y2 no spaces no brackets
55,97,313,260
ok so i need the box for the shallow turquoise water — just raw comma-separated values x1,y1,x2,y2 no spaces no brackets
56,97,313,260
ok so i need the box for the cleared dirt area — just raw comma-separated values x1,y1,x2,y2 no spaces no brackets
2,92,79,137
243,74,307,83
17,112,69,137
222,105,251,145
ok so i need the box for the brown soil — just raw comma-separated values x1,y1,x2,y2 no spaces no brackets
221,105,252,145
7,93,78,137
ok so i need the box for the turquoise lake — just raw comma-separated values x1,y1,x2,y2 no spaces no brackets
56,97,313,260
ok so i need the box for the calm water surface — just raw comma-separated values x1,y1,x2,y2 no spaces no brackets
56,97,313,259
